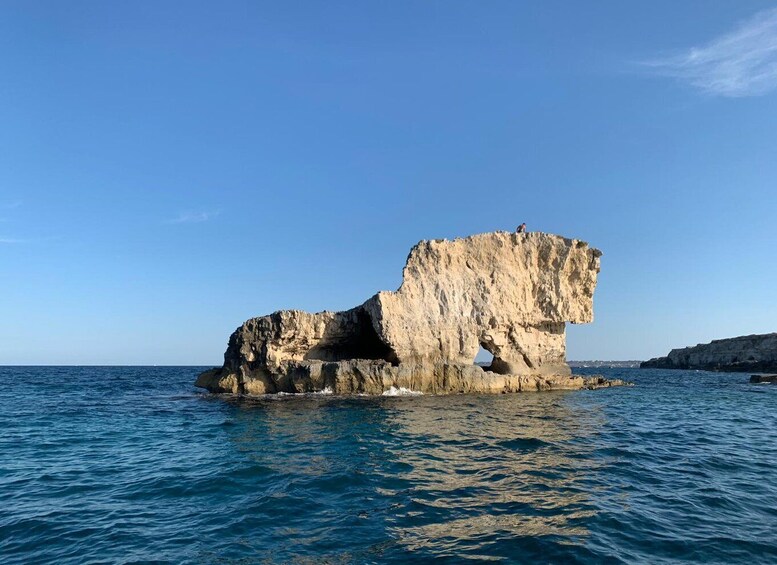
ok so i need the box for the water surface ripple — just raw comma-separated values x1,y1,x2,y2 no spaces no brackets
0,367,775,563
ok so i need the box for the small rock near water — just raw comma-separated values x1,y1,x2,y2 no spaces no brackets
749,374,777,383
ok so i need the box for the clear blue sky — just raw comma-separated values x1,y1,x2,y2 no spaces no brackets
2,1,776,364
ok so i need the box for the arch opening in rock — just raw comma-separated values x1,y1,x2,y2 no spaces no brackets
475,345,495,371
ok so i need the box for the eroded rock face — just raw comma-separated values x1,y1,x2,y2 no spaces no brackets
642,333,777,373
363,232,600,375
197,231,613,395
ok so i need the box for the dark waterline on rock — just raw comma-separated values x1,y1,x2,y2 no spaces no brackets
1,366,775,563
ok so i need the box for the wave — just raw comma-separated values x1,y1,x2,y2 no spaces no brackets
381,386,423,396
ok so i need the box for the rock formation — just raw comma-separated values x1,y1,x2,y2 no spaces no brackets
750,374,777,384
197,231,624,395
641,333,777,373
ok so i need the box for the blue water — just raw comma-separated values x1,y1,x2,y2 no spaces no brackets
1,367,775,564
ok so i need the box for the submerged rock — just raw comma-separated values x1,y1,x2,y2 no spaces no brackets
642,333,777,373
197,231,624,395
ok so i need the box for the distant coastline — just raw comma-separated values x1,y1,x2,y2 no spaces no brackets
641,333,777,373
568,360,642,368
474,360,642,369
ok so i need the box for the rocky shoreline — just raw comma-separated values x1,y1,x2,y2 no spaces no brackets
641,333,777,373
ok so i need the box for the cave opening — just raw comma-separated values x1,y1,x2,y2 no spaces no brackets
303,308,398,365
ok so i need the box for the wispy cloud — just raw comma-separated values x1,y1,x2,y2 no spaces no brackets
1,200,22,209
0,237,24,244
166,210,220,224
644,8,777,97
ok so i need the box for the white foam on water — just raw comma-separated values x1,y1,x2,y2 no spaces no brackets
381,386,423,396
312,386,334,395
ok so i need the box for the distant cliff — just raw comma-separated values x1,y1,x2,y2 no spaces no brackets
641,333,777,372
197,231,626,395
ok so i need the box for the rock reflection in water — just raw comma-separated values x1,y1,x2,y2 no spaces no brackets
375,393,604,555
217,391,607,561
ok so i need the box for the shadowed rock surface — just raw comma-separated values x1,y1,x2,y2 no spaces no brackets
750,374,777,384
642,333,777,373
197,231,625,395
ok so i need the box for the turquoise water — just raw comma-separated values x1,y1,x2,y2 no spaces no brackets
1,366,775,564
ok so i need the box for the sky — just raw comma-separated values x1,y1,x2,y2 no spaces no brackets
1,1,777,364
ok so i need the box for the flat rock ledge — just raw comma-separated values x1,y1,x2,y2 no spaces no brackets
197,231,627,396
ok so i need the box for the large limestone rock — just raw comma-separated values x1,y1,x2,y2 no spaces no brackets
362,233,599,374
197,231,621,395
642,333,777,373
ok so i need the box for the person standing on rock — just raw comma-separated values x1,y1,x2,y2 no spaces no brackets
516,223,527,233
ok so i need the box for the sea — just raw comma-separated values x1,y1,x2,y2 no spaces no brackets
1,366,775,564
